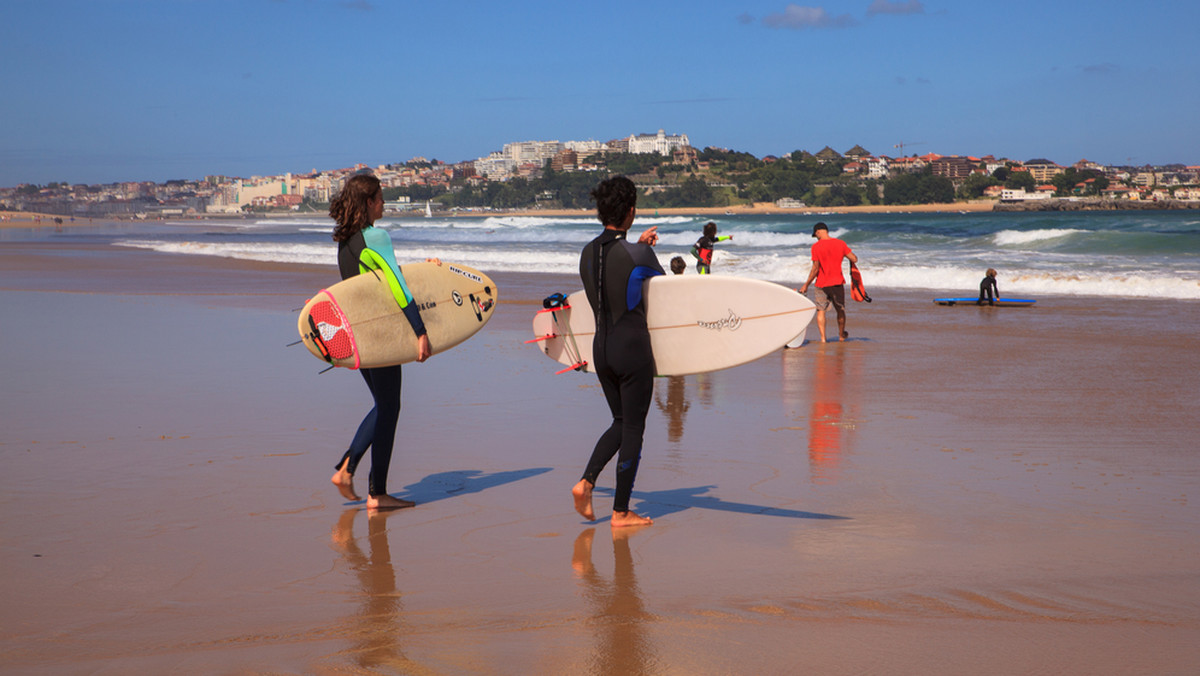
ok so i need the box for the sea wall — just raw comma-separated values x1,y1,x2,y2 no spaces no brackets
993,198,1200,212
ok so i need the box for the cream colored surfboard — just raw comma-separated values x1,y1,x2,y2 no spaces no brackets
298,262,497,369
531,276,815,376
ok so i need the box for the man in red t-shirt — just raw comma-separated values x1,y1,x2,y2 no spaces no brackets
799,222,858,342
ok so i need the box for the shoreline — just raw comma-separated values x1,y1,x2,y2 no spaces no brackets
0,201,996,227
10,197,1199,226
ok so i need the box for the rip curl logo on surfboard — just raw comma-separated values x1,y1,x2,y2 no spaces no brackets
448,265,483,284
697,309,742,331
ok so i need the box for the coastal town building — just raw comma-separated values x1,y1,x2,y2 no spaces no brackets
627,129,690,155
931,156,976,180
864,156,890,179
1001,188,1054,201
1024,159,1064,183
844,145,871,161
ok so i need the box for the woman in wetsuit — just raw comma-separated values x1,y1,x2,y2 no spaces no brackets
328,173,433,510
571,176,664,528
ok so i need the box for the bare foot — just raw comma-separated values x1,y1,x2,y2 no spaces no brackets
840,330,849,341
572,479,595,521
331,461,360,501
335,483,360,501
611,510,653,528
366,494,415,511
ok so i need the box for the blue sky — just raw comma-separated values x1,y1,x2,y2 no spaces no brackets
3,0,1197,186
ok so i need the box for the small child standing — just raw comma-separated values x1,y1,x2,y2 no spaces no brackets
690,221,732,274
670,256,686,274
978,268,999,305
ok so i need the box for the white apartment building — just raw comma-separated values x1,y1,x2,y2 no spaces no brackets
1001,188,1053,201
474,151,510,180
504,140,563,168
473,140,563,179
565,140,606,156
627,129,690,155
865,156,890,179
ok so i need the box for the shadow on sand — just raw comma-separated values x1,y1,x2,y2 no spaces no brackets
593,484,849,521
342,467,553,508
400,467,554,505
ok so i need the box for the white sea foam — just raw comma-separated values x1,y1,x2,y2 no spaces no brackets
112,212,1200,301
116,239,333,265
993,228,1086,246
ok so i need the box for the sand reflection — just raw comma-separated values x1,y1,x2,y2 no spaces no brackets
783,345,862,484
654,375,690,444
571,527,659,675
330,508,411,670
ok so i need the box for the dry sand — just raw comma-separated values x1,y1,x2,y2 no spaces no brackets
2,239,1198,674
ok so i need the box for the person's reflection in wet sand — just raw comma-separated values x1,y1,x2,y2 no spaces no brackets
807,346,865,484
571,527,659,675
653,376,690,444
781,345,861,484
808,348,846,484
331,508,412,670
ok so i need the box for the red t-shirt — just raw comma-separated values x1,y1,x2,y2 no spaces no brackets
811,238,852,287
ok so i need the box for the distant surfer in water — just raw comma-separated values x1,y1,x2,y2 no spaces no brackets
328,172,438,510
799,222,858,343
690,221,731,274
573,176,664,528
978,268,999,306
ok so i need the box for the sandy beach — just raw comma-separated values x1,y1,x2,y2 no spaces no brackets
2,228,1199,674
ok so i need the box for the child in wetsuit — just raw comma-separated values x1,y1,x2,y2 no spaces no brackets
978,268,999,305
690,221,732,274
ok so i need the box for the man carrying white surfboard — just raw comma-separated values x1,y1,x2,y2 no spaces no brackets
799,222,858,343
572,176,664,529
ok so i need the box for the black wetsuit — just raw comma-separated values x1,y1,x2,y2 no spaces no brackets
579,229,665,513
334,228,425,498
979,274,999,306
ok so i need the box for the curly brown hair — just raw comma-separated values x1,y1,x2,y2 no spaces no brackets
330,173,381,242
591,175,637,228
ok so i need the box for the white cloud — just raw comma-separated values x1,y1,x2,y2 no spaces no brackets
763,5,857,29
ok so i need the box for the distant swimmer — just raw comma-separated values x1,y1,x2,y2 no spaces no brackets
799,222,858,343
978,268,999,306
690,221,732,274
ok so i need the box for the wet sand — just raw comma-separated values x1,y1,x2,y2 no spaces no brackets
2,241,1199,674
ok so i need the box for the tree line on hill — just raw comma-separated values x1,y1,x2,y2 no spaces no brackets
380,149,1051,211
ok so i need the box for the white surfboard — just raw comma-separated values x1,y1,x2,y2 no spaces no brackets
298,262,497,369
531,276,815,376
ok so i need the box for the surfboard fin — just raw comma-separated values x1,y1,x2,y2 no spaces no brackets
304,315,334,364
555,361,587,375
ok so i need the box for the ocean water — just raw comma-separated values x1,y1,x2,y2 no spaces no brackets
17,210,1200,300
